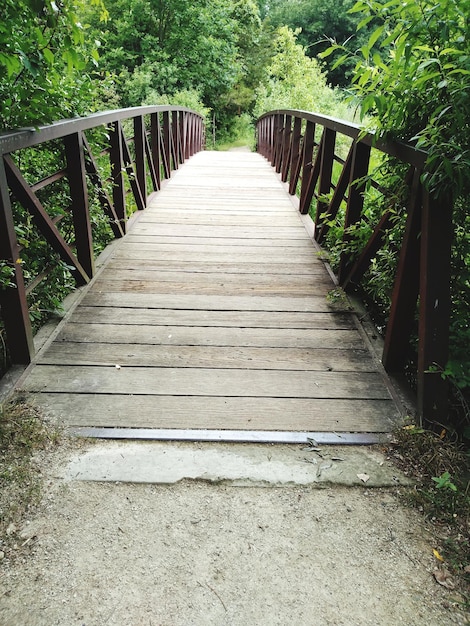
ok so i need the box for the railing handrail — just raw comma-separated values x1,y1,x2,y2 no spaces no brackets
256,109,453,428
0,105,205,368
257,108,427,170
0,105,202,155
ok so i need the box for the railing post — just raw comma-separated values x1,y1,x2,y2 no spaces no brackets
150,112,162,190
64,132,94,279
134,115,147,203
178,111,185,163
109,121,126,232
268,115,274,163
288,117,302,195
271,114,280,167
417,190,453,425
182,112,189,160
382,170,422,372
162,111,172,178
0,158,35,364
172,110,181,168
314,128,336,225
337,141,371,283
275,114,285,173
281,115,292,182
299,121,315,214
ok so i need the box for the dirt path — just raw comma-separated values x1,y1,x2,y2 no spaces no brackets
0,441,467,626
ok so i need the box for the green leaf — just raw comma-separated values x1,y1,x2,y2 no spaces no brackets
42,48,54,66
367,26,384,51
0,52,21,77
331,54,349,70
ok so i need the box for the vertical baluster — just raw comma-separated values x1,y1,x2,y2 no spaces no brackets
382,169,422,373
64,131,94,279
109,121,126,232
315,127,336,225
150,112,162,190
337,141,371,283
0,157,34,363
162,111,172,177
134,115,147,204
281,115,292,182
417,190,453,425
172,110,180,168
299,121,315,214
288,117,302,195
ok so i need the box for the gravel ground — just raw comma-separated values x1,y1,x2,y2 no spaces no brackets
0,441,468,626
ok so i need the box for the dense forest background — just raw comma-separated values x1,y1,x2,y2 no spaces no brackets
0,0,373,139
0,0,469,428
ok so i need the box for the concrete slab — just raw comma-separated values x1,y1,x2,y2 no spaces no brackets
61,441,411,487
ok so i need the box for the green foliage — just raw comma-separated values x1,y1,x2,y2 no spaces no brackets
432,471,458,493
253,26,346,119
318,0,470,420
214,113,256,151
322,0,470,200
265,0,376,86
0,0,106,129
85,0,258,121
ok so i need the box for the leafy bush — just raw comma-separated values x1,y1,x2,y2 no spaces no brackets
319,0,470,427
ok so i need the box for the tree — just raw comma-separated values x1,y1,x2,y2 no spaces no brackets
324,0,470,199
265,0,374,86
0,0,106,129
87,0,242,113
253,26,342,118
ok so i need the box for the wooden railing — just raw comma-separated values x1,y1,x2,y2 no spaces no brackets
0,106,204,366
257,109,453,426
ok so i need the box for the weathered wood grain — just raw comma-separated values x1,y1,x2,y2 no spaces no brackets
38,342,375,371
70,306,356,328
56,324,363,348
96,269,334,289
130,224,309,239
105,259,325,275
29,393,398,432
120,237,315,248
79,292,347,313
23,365,392,399
90,278,333,297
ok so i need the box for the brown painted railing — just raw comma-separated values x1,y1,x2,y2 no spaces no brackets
0,106,204,366
257,109,453,426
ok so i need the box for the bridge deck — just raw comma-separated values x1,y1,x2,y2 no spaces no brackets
20,150,400,443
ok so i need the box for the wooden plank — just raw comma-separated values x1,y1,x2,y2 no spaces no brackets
96,269,333,289
138,214,303,226
105,259,326,275
110,250,318,264
90,278,332,297
56,324,364,348
80,292,347,312
21,365,392,398
145,205,296,213
130,224,309,239
120,238,317,250
71,306,356,328
39,342,375,371
29,393,398,431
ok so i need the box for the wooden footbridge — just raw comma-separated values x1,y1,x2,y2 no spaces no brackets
0,107,454,441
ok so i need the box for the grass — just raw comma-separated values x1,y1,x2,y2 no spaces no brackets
388,425,470,606
0,396,61,551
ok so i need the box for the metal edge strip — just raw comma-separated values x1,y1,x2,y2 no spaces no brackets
68,428,391,445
